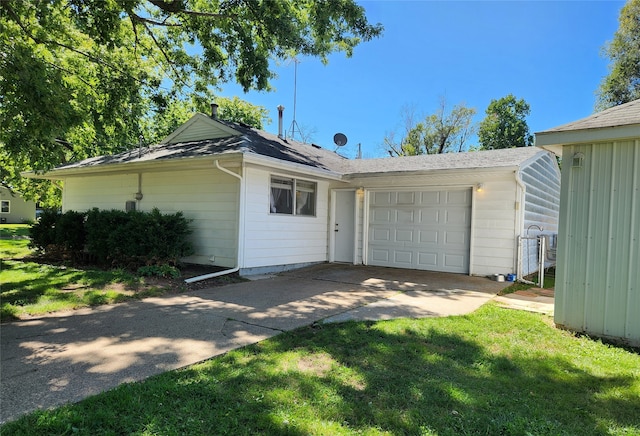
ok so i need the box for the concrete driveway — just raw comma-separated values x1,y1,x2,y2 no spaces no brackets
0,263,509,423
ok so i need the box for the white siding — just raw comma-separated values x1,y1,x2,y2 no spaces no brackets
520,152,562,275
62,169,239,267
63,174,138,211
242,166,330,272
472,176,519,276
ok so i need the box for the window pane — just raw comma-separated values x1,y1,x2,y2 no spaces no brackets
270,177,293,214
0,201,9,213
296,181,316,216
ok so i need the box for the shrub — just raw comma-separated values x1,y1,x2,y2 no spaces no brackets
29,209,59,252
31,208,194,269
137,264,181,279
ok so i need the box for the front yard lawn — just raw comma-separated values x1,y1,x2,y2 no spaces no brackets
0,224,239,322
2,304,638,435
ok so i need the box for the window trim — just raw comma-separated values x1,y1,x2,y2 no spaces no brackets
0,200,9,214
269,175,317,217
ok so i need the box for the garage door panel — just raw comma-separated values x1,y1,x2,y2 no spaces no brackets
394,250,413,264
444,208,470,225
446,190,471,205
395,229,414,243
397,192,415,204
397,209,415,223
368,189,471,273
420,191,441,204
372,192,393,205
371,249,390,262
417,252,438,267
444,254,466,270
419,230,438,244
444,230,467,246
372,208,393,223
419,209,440,225
371,227,391,242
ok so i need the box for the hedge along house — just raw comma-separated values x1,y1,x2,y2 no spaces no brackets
536,98,640,346
27,108,560,279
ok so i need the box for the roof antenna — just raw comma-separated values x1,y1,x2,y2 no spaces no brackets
138,134,144,158
287,57,302,141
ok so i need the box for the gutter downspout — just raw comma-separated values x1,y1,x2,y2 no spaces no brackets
184,159,243,284
515,170,534,284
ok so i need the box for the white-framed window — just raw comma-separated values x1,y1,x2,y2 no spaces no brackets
270,176,316,216
1,200,9,213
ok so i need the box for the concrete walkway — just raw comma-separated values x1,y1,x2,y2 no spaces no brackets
1,264,528,423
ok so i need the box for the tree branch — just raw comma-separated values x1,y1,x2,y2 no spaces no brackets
146,0,233,19
3,2,150,88
139,20,190,89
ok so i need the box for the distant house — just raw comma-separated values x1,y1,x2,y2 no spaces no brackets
26,109,560,279
537,98,640,346
0,186,36,224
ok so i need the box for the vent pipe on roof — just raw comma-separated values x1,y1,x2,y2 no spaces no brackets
210,103,219,119
277,105,285,139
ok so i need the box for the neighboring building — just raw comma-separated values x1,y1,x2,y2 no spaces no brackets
0,186,36,224
537,98,640,347
26,110,560,279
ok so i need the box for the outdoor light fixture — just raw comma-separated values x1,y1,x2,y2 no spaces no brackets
476,183,484,192
572,152,584,168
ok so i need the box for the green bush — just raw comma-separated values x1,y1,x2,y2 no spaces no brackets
30,208,194,269
29,209,60,252
137,264,181,279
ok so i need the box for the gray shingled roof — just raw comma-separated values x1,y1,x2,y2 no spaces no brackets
54,120,348,173
538,98,640,133
341,146,545,176
51,119,547,177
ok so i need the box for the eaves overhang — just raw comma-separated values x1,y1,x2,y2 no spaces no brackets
535,125,640,157
342,165,521,180
242,153,345,182
21,153,243,180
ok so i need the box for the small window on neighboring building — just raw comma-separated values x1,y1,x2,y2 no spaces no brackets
1,200,9,213
270,176,316,216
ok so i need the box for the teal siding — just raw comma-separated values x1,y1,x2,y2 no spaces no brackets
555,139,640,345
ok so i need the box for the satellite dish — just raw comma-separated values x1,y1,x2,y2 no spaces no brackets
333,133,348,147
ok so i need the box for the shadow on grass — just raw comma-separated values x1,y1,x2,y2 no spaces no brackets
1,260,145,321
4,307,638,435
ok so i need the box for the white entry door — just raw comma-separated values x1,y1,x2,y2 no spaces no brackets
334,190,356,263
368,189,471,273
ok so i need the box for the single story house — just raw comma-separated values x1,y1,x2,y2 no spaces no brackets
0,186,36,224
27,108,560,279
536,98,640,346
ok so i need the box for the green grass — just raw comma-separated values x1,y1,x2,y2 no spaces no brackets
0,224,31,238
0,224,32,259
499,270,556,295
0,260,168,321
0,224,179,321
2,304,638,435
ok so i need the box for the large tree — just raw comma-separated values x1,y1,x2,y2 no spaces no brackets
0,0,382,205
383,98,477,156
597,0,640,110
478,94,533,150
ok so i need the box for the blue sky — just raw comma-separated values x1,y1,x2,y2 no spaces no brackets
219,1,625,159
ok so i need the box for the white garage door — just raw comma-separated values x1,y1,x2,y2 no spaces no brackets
368,189,471,273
